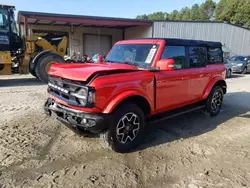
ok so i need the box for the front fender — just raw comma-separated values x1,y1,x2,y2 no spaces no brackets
102,90,153,114
202,76,226,99
29,50,51,70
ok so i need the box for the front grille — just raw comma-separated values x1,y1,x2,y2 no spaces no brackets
48,76,87,107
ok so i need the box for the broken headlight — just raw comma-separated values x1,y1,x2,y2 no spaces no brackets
72,87,96,107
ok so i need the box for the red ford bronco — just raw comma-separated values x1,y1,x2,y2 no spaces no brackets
44,38,227,153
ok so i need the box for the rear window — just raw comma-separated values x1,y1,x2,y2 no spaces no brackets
230,56,245,61
208,48,223,64
189,47,207,68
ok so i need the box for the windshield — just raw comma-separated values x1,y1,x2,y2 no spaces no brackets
230,56,245,61
10,11,18,35
0,9,9,33
106,44,158,68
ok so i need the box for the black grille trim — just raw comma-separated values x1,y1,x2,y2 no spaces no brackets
48,76,89,107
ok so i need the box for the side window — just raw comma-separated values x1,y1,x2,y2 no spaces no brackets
189,47,207,68
161,46,185,70
208,48,223,64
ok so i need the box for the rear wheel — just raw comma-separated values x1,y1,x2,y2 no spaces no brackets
35,53,65,83
242,67,247,74
204,86,224,117
227,69,232,78
101,103,145,153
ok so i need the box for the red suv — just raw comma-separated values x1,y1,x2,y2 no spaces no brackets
44,38,227,153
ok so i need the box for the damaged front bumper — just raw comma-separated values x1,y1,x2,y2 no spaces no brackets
44,98,112,135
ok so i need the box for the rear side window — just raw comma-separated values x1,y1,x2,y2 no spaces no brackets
189,47,207,68
161,46,186,70
208,48,223,64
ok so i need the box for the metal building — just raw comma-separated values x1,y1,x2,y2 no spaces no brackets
17,11,152,57
17,11,250,57
153,21,250,56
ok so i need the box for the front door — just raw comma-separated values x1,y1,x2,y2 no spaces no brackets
155,45,189,113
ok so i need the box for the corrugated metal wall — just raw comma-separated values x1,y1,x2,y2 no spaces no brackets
153,22,250,56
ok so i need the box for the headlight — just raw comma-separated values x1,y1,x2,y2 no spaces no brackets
72,87,96,106
73,88,88,106
237,63,243,66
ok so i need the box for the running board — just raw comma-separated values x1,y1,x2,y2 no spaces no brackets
147,104,206,124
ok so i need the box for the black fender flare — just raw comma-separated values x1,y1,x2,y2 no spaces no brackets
29,50,51,70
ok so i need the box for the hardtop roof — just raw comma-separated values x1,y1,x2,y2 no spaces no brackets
128,38,222,48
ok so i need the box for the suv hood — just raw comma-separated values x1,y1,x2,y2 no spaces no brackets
48,62,139,81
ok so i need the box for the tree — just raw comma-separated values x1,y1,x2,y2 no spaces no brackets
135,0,250,28
231,0,250,27
148,12,168,20
190,4,201,21
168,10,179,20
215,0,242,21
179,7,191,20
199,0,216,20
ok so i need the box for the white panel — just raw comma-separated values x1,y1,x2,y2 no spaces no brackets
83,34,111,57
125,26,152,39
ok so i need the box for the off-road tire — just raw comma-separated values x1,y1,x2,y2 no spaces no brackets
101,103,145,153
204,86,224,117
35,53,65,83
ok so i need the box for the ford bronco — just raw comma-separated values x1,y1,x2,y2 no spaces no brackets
44,38,227,153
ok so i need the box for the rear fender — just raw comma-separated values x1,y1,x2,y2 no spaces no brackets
202,76,227,99
102,90,153,114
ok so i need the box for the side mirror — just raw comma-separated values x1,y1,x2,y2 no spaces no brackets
156,59,174,71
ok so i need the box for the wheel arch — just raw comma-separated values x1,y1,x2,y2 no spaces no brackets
202,77,227,99
102,92,152,116
29,50,51,71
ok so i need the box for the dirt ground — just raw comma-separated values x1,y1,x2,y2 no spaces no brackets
0,74,250,188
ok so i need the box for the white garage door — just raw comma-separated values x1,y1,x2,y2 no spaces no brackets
83,34,112,57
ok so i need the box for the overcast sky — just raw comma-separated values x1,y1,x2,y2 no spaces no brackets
3,0,219,18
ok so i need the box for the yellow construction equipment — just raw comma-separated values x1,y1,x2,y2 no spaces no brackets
0,4,68,82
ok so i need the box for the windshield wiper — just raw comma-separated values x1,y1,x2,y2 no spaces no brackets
123,61,140,67
105,60,115,63
105,60,141,67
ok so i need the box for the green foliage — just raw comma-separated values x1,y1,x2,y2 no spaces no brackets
136,0,250,28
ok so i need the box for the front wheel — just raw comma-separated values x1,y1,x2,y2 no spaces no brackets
101,103,145,153
35,53,65,83
204,86,224,117
242,67,247,74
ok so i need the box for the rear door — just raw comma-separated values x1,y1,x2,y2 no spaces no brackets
155,45,189,112
185,46,211,102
